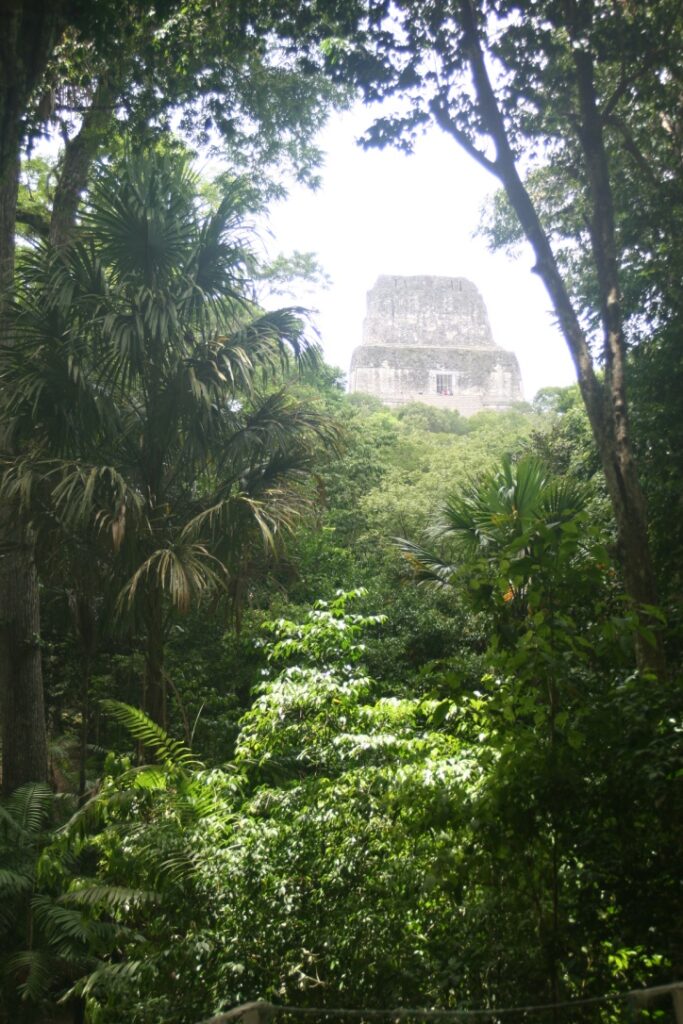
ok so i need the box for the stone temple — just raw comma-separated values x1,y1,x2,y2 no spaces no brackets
348,275,523,415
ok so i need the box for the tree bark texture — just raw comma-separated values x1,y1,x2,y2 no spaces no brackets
571,40,662,663
0,2,64,191
50,74,117,247
0,525,48,793
0,132,20,300
458,0,663,672
0,0,66,791
0,142,49,792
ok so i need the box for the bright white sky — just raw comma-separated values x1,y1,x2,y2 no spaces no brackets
37,99,576,401
259,104,577,402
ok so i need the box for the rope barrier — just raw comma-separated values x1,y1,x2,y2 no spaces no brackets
198,982,683,1024
275,993,621,1018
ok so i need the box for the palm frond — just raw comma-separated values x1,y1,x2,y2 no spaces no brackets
50,462,143,533
0,803,31,842
31,893,93,950
0,868,34,896
69,957,145,1000
58,787,139,840
127,765,169,791
217,307,320,390
539,477,589,525
4,149,338,684
59,885,159,911
0,902,19,934
183,179,257,318
118,542,225,613
84,152,197,288
5,949,55,1003
100,700,202,770
394,538,458,587
4,783,53,836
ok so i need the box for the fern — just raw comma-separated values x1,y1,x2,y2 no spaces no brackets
101,699,203,770
5,949,55,1003
0,802,31,840
32,894,92,943
67,957,146,1000
0,782,52,839
0,903,18,932
129,765,168,791
0,782,110,1014
60,884,159,911
60,785,139,840
0,867,33,895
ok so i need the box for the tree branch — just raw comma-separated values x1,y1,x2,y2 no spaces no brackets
16,206,50,239
429,96,497,174
454,0,662,668
572,35,662,637
606,115,661,188
50,73,117,247
457,0,602,418
601,74,630,121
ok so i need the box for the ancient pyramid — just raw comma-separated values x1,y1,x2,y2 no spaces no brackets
349,275,523,415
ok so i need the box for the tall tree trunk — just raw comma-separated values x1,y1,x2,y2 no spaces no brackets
0,142,48,793
0,131,20,297
79,651,91,803
0,0,65,792
571,39,663,669
0,524,48,793
455,0,664,673
50,74,116,247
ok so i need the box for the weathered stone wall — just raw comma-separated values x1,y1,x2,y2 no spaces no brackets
363,275,497,349
349,275,523,415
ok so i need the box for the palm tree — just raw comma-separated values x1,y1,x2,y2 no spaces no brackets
1,150,337,730
397,454,594,628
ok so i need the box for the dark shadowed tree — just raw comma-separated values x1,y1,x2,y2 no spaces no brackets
0,0,350,789
1,151,337,749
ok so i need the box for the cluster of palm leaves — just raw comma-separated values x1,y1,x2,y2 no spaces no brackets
395,455,605,636
0,151,337,728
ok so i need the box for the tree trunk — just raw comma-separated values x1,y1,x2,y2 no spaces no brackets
69,589,97,804
0,143,47,794
0,147,48,792
0,524,48,793
78,651,91,803
50,74,116,247
457,0,664,673
0,128,20,300
0,1,66,792
571,38,663,670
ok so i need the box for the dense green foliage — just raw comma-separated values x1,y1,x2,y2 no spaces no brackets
3,351,682,1023
2,580,680,1022
2,204,682,1021
1,3,683,1022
